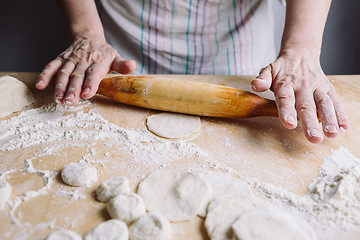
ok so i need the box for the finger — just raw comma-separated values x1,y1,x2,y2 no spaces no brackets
54,60,76,103
36,58,63,90
111,54,136,74
251,66,272,92
274,82,297,129
81,62,110,99
296,91,323,143
314,89,339,138
328,90,350,130
64,62,90,105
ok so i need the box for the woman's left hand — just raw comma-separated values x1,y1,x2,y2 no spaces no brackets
251,48,349,143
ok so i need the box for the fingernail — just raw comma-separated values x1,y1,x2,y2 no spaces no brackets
324,125,338,134
65,93,75,100
251,85,257,91
36,80,44,86
339,127,347,133
81,87,90,97
55,94,63,104
308,129,322,138
286,115,296,125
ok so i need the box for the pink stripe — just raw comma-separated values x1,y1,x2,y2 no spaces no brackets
239,0,249,74
161,0,168,74
206,1,215,74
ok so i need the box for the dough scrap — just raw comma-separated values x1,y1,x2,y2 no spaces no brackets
107,193,146,224
146,112,201,139
198,172,255,217
85,219,129,240
46,230,82,240
0,180,12,209
231,208,316,240
95,177,130,202
129,212,171,240
0,76,34,115
61,162,98,187
205,198,255,240
137,170,211,222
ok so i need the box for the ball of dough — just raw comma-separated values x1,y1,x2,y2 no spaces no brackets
129,212,171,240
95,177,130,202
107,193,146,224
137,170,211,222
205,198,255,240
0,76,34,115
85,219,129,240
231,208,316,240
46,230,82,240
61,162,98,187
146,112,201,139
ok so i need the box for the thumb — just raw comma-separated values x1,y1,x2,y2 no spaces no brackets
251,65,273,92
111,54,136,74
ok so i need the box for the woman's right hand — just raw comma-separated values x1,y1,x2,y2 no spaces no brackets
35,36,136,105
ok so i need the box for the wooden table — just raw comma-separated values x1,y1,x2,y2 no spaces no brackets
0,72,359,240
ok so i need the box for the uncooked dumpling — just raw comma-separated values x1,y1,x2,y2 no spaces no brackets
231,208,316,240
85,219,129,240
61,162,98,187
95,177,130,202
129,212,171,240
0,76,34,115
137,170,211,222
107,193,146,224
146,112,201,139
0,180,12,209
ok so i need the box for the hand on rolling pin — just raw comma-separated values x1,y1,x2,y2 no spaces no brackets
251,0,349,144
251,50,349,144
35,0,135,105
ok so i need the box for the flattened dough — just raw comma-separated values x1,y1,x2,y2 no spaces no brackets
198,172,255,217
46,230,82,240
95,177,130,202
85,219,129,240
0,76,34,115
137,170,211,222
231,208,316,240
205,198,255,240
107,193,146,224
61,162,98,187
146,112,201,139
0,180,12,209
129,212,171,240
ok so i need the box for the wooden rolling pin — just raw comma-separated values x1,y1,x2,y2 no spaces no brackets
97,75,279,118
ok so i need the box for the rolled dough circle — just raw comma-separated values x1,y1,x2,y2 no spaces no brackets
107,193,146,224
0,180,12,209
205,198,255,240
61,162,98,187
129,212,171,240
0,76,34,115
146,112,201,139
95,177,130,202
46,230,82,240
231,208,316,240
84,219,129,240
137,170,211,222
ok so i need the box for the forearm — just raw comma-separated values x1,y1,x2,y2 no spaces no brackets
281,0,331,57
56,0,105,41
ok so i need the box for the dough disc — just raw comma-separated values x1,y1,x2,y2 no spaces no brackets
0,76,34,115
129,212,171,240
85,219,129,240
146,112,201,139
137,170,211,222
95,177,130,202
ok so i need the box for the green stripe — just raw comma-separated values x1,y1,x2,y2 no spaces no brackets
185,0,193,74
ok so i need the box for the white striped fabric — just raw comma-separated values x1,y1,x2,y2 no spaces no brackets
100,0,278,75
